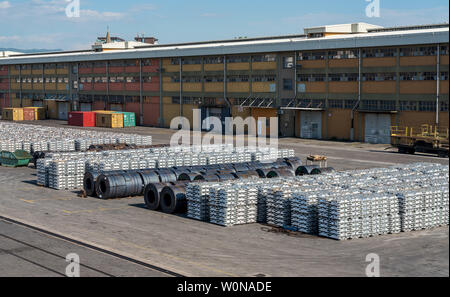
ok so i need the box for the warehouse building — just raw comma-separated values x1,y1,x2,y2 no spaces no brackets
0,23,448,143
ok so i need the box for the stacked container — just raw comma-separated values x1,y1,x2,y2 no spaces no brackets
115,112,136,127
25,107,46,120
95,112,124,128
68,111,95,127
23,109,35,121
2,108,24,121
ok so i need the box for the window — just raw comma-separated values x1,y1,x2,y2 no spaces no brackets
296,99,325,108
419,101,436,111
204,57,224,64
172,96,180,104
143,59,153,66
400,46,437,57
182,58,202,65
379,100,396,111
171,58,180,65
329,100,344,108
441,101,449,112
143,76,152,83
283,56,294,69
363,73,396,81
227,56,250,63
400,72,437,81
227,75,249,82
252,54,276,62
328,50,359,59
93,62,106,68
56,64,67,69
205,76,223,82
344,100,357,109
328,73,358,82
124,60,138,67
182,76,201,83
441,72,449,81
399,101,417,111
298,51,325,61
32,64,42,70
252,75,276,82
109,60,124,67
79,63,92,69
283,79,293,90
362,48,397,58
440,45,449,55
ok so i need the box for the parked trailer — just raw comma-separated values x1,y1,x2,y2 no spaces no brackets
391,125,449,158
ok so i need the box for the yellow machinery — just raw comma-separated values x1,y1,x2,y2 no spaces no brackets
390,124,449,158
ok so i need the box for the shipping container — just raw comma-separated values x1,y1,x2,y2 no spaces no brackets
23,108,35,121
2,108,24,121
25,107,46,120
114,111,136,127
95,113,124,128
93,110,116,114
68,111,96,127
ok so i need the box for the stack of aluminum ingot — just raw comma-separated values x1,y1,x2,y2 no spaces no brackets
0,122,152,153
186,183,214,221
185,163,448,240
209,182,259,227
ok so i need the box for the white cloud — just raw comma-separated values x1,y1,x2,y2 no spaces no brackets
0,1,11,9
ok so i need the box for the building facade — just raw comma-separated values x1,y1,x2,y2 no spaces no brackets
0,23,448,143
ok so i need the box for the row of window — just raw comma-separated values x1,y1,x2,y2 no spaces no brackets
14,64,68,70
296,72,449,82
79,59,154,68
79,76,154,83
170,54,277,65
170,75,276,83
14,77,69,83
297,45,449,60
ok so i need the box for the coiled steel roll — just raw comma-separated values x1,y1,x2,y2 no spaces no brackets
233,163,249,172
202,175,220,182
138,170,161,190
266,168,295,178
217,169,236,175
177,172,205,182
216,173,237,181
171,168,191,179
255,168,272,178
96,171,143,199
296,165,320,176
233,170,260,179
160,185,187,214
144,183,167,210
156,169,178,183
83,171,101,197
284,157,302,171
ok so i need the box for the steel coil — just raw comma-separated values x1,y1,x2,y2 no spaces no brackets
296,165,320,176
144,183,167,210
177,172,205,182
156,170,178,183
96,171,143,199
233,163,249,172
284,157,302,170
202,175,220,182
216,173,237,181
316,167,336,174
233,170,260,179
138,170,161,189
83,171,101,197
160,185,187,214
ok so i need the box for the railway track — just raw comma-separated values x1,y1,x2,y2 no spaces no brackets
0,216,184,277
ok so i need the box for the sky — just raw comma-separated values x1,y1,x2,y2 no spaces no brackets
0,0,449,51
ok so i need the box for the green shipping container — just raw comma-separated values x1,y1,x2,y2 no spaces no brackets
115,112,136,127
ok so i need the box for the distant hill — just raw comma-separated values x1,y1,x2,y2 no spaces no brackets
0,48,63,54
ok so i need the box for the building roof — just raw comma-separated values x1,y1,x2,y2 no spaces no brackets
0,26,448,65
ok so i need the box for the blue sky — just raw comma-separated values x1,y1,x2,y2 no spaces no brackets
0,0,448,50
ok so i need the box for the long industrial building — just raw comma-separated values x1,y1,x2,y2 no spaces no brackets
0,23,448,143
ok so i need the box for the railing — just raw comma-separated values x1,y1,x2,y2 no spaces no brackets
391,125,449,140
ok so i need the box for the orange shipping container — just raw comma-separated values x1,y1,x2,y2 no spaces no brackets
23,109,35,121
95,113,124,128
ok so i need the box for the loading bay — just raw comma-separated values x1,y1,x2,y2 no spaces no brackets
0,121,448,277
